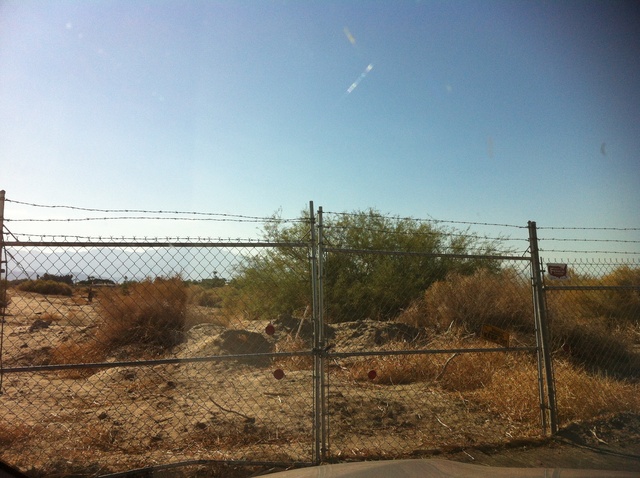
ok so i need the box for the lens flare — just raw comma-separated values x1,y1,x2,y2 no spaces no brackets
346,63,374,94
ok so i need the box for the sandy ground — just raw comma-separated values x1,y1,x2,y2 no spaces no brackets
0,290,638,477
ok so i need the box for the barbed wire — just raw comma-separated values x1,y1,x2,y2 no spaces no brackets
2,232,302,244
539,237,640,244
4,198,303,224
537,226,640,231
6,216,304,224
322,223,527,242
539,249,640,255
324,210,527,229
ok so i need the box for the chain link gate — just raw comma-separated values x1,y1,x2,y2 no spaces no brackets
0,229,318,474
539,257,640,428
314,210,549,461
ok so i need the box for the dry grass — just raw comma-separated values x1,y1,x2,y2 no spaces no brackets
190,420,298,449
49,342,109,377
344,334,511,389
398,268,532,334
470,357,542,427
343,331,640,433
273,334,313,370
344,341,439,385
463,354,640,430
553,360,640,424
50,277,188,370
96,276,187,350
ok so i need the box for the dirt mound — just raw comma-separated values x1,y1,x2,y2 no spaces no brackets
333,319,426,351
272,314,335,342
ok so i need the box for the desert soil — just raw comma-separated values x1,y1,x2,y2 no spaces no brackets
0,290,638,477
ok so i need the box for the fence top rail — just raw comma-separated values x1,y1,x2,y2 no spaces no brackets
322,246,532,262
4,240,310,248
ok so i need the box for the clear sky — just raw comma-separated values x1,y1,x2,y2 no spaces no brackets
1,1,639,246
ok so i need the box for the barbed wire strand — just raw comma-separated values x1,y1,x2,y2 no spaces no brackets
539,238,640,244
324,210,527,229
5,198,303,223
6,216,302,223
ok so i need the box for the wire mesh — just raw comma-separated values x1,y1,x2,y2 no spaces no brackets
541,259,640,427
320,246,540,459
0,242,315,475
2,199,638,476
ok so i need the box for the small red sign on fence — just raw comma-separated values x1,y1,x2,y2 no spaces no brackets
547,263,568,280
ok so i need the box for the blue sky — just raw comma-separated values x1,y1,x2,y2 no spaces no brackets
1,1,639,247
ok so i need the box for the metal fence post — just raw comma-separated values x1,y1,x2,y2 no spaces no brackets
0,190,6,392
316,206,328,461
309,201,327,463
528,221,558,434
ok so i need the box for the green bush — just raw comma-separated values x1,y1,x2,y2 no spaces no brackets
226,209,502,322
18,279,73,296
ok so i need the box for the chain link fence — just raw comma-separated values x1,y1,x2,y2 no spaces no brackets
319,221,541,460
1,194,638,476
1,240,317,475
541,259,640,427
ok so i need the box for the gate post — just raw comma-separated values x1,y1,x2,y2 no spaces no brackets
309,202,327,463
528,221,558,434
0,190,6,392
316,206,328,461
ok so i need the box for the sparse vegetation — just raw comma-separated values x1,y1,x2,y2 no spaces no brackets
49,276,188,368
39,273,74,285
226,209,502,322
189,284,223,308
398,268,532,334
96,276,187,350
17,279,73,296
2,254,638,474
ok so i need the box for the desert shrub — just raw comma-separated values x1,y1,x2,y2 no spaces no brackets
96,276,187,350
18,279,73,296
399,268,532,334
344,335,509,389
189,285,223,307
551,360,640,423
228,209,501,322
40,273,74,285
551,320,639,380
